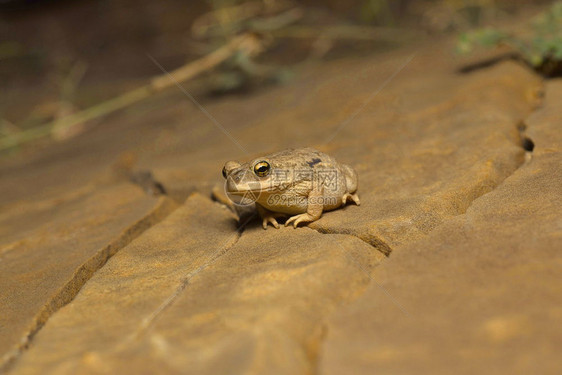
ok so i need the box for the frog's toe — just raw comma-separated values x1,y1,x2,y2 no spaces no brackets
285,213,314,228
342,193,361,206
262,216,280,229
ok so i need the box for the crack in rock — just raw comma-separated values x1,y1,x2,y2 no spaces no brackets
130,170,167,197
312,227,393,256
0,196,178,374
518,121,536,153
118,213,252,348
309,75,545,375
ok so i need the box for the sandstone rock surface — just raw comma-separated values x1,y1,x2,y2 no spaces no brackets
0,183,176,369
319,80,562,375
8,194,384,375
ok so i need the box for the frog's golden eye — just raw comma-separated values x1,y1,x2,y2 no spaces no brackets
253,161,270,177
222,166,228,179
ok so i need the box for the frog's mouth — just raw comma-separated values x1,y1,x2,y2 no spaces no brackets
226,180,300,195
226,180,269,195
226,187,277,195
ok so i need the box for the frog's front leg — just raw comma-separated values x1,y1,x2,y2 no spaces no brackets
256,204,285,229
285,187,324,228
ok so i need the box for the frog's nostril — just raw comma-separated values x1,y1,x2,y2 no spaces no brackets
231,172,243,184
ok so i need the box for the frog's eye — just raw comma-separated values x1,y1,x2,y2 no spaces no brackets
253,161,270,177
222,166,228,179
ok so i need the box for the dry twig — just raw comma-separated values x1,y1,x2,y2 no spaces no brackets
0,33,262,152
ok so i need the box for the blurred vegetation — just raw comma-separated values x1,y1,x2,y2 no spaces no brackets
0,0,555,153
1,0,414,151
360,0,395,25
457,1,562,76
192,0,301,94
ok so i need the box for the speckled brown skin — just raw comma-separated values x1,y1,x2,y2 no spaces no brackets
222,147,360,229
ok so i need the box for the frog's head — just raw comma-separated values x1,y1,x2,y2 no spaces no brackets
222,149,316,204
222,158,282,196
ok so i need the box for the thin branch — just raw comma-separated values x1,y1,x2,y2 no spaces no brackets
0,33,261,152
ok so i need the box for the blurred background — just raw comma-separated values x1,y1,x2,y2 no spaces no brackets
0,0,556,156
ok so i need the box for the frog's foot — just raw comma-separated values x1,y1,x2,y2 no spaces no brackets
262,217,279,230
261,212,288,229
257,205,285,230
285,213,319,228
342,193,361,206
262,215,280,230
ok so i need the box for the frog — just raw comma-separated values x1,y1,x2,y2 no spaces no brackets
222,147,360,229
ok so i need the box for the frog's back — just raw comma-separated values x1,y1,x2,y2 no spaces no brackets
265,147,337,169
